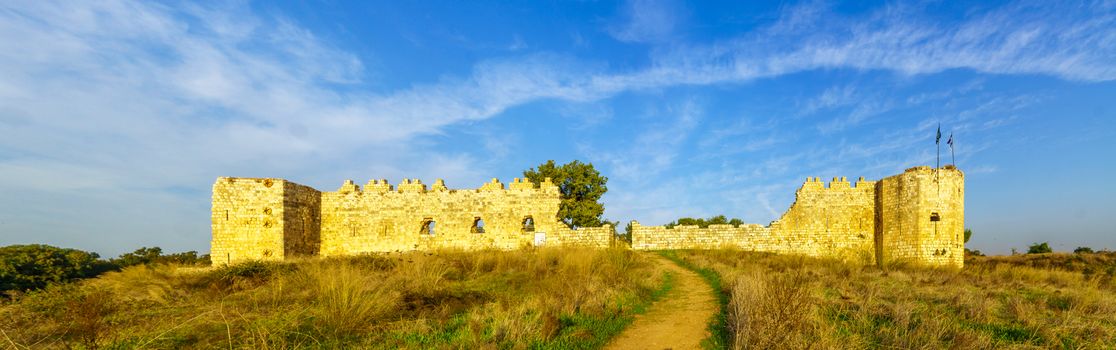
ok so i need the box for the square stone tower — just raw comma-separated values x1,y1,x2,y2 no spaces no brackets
211,178,321,264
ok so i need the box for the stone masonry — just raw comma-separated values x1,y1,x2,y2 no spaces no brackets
212,165,964,267
629,166,965,267
212,177,614,265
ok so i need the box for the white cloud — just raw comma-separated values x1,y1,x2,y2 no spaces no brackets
2,0,1113,254
608,0,682,44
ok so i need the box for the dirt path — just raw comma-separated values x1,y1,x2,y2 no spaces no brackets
605,253,719,350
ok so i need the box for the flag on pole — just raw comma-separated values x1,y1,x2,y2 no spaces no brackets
936,124,941,144
948,132,956,167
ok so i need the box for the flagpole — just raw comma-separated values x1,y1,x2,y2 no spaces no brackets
950,136,955,167
936,123,941,169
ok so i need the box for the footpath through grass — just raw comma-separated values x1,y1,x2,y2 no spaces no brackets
669,249,1116,349
657,250,729,350
0,247,670,349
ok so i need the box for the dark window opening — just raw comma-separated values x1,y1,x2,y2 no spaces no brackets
420,218,436,236
472,217,485,233
225,210,229,221
522,216,535,232
930,212,941,222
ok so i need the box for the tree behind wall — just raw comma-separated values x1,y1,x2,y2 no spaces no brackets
523,160,608,228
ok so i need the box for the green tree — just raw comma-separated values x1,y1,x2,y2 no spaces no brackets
620,221,634,243
1027,242,1052,254
0,244,112,293
1074,246,1094,254
964,228,973,243
111,247,210,267
524,160,609,228
112,246,163,267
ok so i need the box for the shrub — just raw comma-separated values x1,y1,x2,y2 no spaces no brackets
664,215,746,229
1027,242,1052,254
0,244,112,294
112,247,211,267
1074,247,1095,254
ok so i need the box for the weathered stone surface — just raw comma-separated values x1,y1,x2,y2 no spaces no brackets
629,166,965,267
212,166,963,267
211,177,613,264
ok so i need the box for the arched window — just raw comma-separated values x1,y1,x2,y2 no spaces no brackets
930,212,941,222
471,217,485,233
420,218,436,235
522,216,535,232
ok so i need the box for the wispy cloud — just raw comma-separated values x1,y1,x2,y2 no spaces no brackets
607,0,683,44
584,97,703,183
2,0,1113,253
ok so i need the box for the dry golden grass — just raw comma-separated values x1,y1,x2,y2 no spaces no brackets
672,250,1116,349
0,247,668,349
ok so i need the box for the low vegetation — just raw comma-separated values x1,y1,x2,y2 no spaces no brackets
670,250,1116,349
663,215,745,229
0,247,668,349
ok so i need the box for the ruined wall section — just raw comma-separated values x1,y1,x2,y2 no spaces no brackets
876,166,964,267
767,176,878,262
319,178,569,254
631,177,878,264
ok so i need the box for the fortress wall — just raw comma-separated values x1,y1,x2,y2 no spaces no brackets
631,176,879,264
211,166,962,267
630,223,769,250
768,176,878,263
319,178,571,254
281,181,321,258
549,225,616,248
211,178,289,264
876,166,964,267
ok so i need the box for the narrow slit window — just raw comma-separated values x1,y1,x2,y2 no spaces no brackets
420,218,436,235
472,217,485,233
930,212,941,222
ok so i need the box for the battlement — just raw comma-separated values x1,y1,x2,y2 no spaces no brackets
631,166,965,267
324,177,557,195
213,175,611,263
213,166,963,267
366,179,393,192
799,176,876,191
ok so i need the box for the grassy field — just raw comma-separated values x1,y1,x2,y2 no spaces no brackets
0,247,670,349
669,250,1116,349
5,247,1114,349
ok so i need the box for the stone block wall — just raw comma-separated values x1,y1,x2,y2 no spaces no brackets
318,177,566,254
212,166,963,267
876,166,964,267
213,176,614,263
630,166,964,267
550,225,616,248
211,178,321,264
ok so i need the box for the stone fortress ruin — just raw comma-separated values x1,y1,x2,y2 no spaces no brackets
212,165,964,267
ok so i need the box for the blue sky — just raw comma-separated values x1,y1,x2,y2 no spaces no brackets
1,0,1114,257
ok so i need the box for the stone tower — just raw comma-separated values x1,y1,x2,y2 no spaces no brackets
210,178,321,265
875,166,965,267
